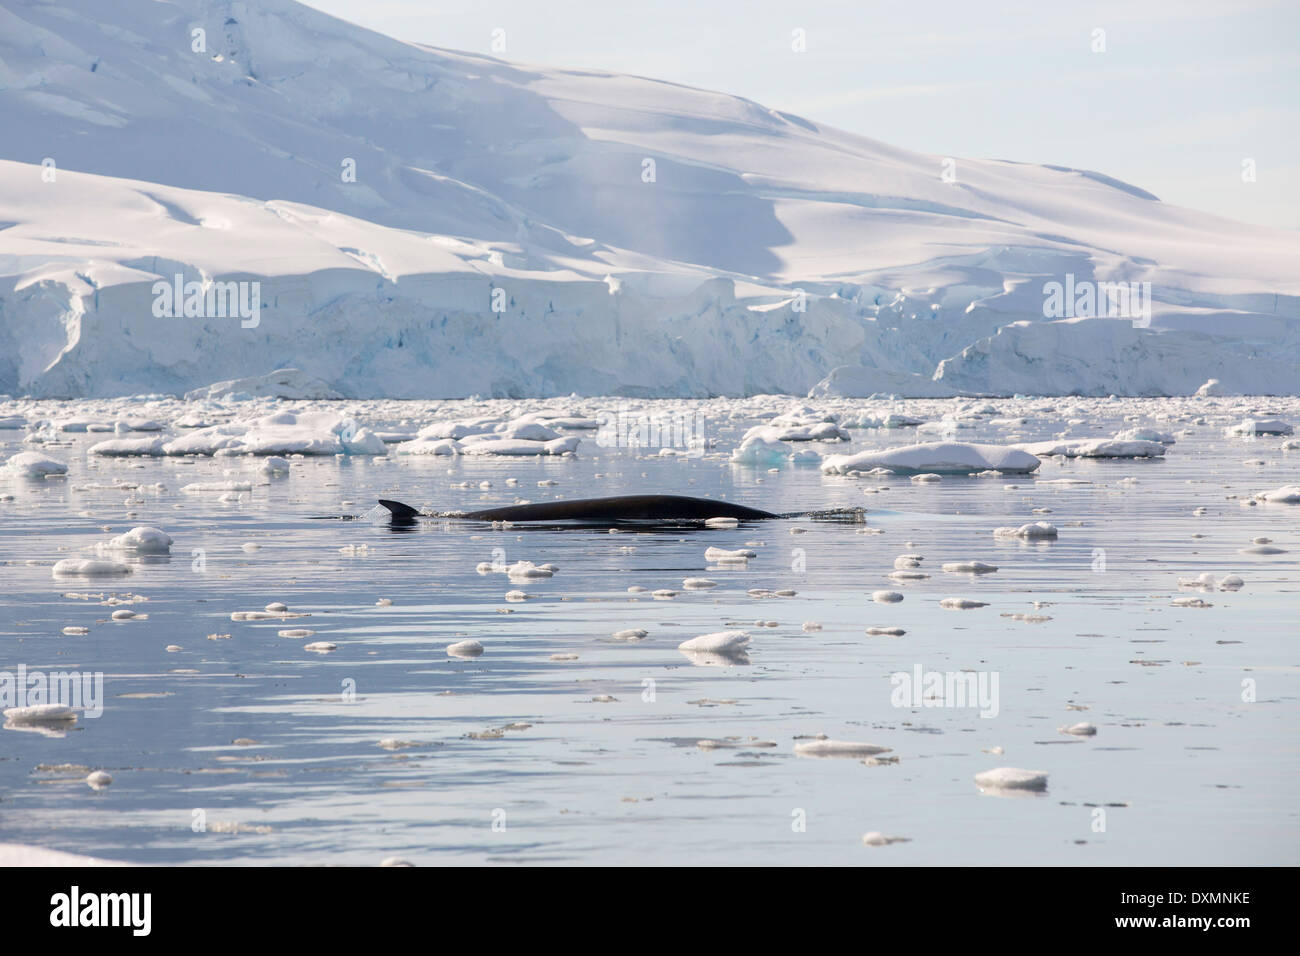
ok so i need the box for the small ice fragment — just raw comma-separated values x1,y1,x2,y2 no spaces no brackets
873,590,904,603
795,739,891,758
940,598,989,609
704,517,739,529
4,704,77,724
304,642,337,653
678,631,750,653
1059,722,1097,736
942,561,998,574
993,522,1058,539
866,626,905,636
278,628,314,638
683,578,718,589
448,639,484,658
705,546,754,562
862,831,910,846
86,771,113,790
52,559,131,578
974,767,1048,791
612,628,648,641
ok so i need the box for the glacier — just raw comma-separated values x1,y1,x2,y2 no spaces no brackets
1,0,1298,398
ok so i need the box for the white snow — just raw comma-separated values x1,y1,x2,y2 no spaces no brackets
1,0,1296,400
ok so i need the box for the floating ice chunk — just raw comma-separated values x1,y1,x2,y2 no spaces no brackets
447,640,485,658
1114,428,1176,444
86,771,113,790
612,628,648,641
261,456,291,474
678,631,750,653
62,626,90,636
974,767,1048,791
504,590,529,602
181,481,253,493
911,473,942,483
866,626,905,636
862,832,910,846
459,435,579,456
940,598,989,609
801,621,822,631
794,739,891,758
705,546,755,561
893,555,923,569
683,578,718,589
1255,485,1300,503
888,570,929,581
942,561,998,574
392,436,462,456
278,628,314,638
101,526,173,554
993,522,1058,539
1,451,68,477
304,642,337,653
110,609,138,621
88,436,165,457
872,591,904,603
507,560,554,579
1226,418,1293,437
704,517,740,529
1171,597,1213,607
652,589,678,599
1218,574,1244,590
52,559,131,577
266,602,288,612
1059,722,1097,736
4,704,77,724
823,442,1040,476
1014,438,1166,458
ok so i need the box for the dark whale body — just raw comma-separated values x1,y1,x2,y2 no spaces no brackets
378,495,778,523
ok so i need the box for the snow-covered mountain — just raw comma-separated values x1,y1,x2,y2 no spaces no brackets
2,0,1297,398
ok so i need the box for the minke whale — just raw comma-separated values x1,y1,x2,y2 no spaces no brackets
377,494,781,523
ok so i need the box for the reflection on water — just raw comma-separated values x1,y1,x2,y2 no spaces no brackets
1,399,1297,865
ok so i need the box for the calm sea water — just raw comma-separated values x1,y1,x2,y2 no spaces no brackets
2,397,1297,865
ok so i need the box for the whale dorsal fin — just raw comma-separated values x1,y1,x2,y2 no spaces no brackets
377,499,422,520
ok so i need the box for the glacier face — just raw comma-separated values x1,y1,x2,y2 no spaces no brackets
1,0,1297,398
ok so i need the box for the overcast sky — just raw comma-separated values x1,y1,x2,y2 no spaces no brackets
303,0,1298,230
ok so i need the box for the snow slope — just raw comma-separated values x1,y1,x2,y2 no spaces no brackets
1,0,1298,397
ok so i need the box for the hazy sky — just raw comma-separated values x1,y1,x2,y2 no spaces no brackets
303,0,1298,230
